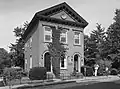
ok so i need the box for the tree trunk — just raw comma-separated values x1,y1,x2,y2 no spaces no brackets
52,57,60,78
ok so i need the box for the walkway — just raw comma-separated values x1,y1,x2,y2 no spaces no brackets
0,75,119,89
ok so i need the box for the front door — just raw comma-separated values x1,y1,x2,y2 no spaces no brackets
44,52,51,72
74,54,79,72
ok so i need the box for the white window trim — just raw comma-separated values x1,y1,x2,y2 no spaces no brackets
60,56,67,69
30,37,32,43
24,43,27,52
30,37,32,47
25,42,29,48
25,43,27,48
43,26,52,42
30,56,32,69
25,59,27,64
74,31,81,45
60,30,68,44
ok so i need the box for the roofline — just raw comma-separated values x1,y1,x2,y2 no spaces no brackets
36,2,88,26
22,14,87,41
22,2,89,42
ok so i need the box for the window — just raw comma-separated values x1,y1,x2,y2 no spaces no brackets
74,31,81,45
24,43,27,52
25,58,27,70
25,42,29,48
60,30,67,44
30,55,32,69
25,59,27,64
25,43,27,48
30,37,32,47
43,26,52,42
60,56,67,69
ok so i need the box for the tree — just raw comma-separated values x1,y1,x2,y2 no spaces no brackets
0,48,10,74
84,23,106,66
84,35,90,59
106,9,120,62
47,26,67,78
0,48,9,63
9,21,29,68
90,23,106,58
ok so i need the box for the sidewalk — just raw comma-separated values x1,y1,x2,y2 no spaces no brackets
0,75,120,89
75,75,120,83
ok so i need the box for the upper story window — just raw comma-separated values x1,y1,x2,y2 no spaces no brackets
30,37,32,48
43,26,52,42
25,43,28,48
24,42,29,52
74,31,81,45
60,29,67,44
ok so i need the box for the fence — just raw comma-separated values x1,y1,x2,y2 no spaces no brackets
0,68,84,87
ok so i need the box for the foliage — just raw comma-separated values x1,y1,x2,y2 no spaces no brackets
81,66,93,76
84,23,106,67
112,60,120,69
110,68,118,75
0,48,9,63
118,69,120,74
84,9,120,69
95,59,112,76
9,21,29,68
0,48,11,75
97,65,105,76
96,59,112,68
76,72,84,78
21,71,28,77
29,67,47,80
105,9,120,61
3,67,22,85
47,26,67,78
85,58,96,67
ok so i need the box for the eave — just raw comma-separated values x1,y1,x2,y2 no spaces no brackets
22,14,87,41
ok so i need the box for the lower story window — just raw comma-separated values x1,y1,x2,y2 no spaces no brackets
60,56,67,69
25,58,27,70
30,56,32,69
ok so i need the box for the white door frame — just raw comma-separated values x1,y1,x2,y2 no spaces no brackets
43,51,53,72
73,53,81,72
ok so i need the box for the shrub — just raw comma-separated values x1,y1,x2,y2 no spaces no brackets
29,67,47,80
110,68,118,75
117,67,120,74
81,66,93,76
76,72,84,78
3,67,22,85
21,71,28,77
97,66,105,76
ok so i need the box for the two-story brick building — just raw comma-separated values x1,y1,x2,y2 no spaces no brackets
23,2,88,76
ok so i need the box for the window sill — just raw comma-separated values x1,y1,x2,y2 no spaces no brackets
73,44,82,47
60,68,67,70
43,41,52,43
60,43,68,46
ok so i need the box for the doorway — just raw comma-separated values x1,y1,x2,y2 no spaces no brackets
74,54,79,72
44,52,51,72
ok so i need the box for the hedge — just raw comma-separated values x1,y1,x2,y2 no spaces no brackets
29,67,47,80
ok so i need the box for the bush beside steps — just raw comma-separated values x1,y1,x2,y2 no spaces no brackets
29,67,47,80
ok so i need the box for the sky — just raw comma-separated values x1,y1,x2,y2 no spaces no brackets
0,0,120,52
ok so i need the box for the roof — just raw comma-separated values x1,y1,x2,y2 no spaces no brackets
22,2,88,40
